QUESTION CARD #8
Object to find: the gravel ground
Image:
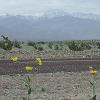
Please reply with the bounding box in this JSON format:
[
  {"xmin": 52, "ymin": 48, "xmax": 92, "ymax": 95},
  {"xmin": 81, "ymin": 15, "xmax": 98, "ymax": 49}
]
[
  {"xmin": 0, "ymin": 49, "xmax": 100, "ymax": 60},
  {"xmin": 0, "ymin": 71, "xmax": 100, "ymax": 100}
]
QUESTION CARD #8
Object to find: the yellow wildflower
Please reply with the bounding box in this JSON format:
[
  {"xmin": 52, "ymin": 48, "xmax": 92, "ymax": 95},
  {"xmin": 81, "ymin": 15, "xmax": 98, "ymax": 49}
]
[
  {"xmin": 36, "ymin": 58, "xmax": 43, "ymax": 65},
  {"xmin": 11, "ymin": 56, "xmax": 18, "ymax": 62},
  {"xmin": 25, "ymin": 66, "xmax": 33, "ymax": 71},
  {"xmin": 90, "ymin": 69, "xmax": 97, "ymax": 75}
]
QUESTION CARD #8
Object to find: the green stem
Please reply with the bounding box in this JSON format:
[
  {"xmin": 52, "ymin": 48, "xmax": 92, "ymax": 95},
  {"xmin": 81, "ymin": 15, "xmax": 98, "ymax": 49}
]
[
  {"xmin": 93, "ymin": 76, "xmax": 95, "ymax": 97},
  {"xmin": 93, "ymin": 84, "xmax": 95, "ymax": 97}
]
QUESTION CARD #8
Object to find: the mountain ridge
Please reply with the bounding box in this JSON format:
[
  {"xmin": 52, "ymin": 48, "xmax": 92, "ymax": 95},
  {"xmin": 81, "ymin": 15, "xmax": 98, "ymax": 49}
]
[{"xmin": 0, "ymin": 11, "xmax": 100, "ymax": 41}]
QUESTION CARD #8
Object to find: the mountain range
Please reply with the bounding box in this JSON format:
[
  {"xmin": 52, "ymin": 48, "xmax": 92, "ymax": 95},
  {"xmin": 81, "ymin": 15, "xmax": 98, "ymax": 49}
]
[{"xmin": 0, "ymin": 10, "xmax": 100, "ymax": 41}]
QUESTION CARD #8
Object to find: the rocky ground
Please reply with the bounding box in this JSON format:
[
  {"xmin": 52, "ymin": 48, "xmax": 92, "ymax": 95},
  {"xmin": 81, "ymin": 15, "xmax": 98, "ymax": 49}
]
[
  {"xmin": 0, "ymin": 71, "xmax": 100, "ymax": 100},
  {"xmin": 0, "ymin": 49, "xmax": 100, "ymax": 60}
]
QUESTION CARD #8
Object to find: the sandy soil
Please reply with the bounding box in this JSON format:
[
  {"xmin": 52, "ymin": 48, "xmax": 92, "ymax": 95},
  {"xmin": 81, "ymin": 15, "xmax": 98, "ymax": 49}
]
[{"xmin": 0, "ymin": 71, "xmax": 100, "ymax": 100}]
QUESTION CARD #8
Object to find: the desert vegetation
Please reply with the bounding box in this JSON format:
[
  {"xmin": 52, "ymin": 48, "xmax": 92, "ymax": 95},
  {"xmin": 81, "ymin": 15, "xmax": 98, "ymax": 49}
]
[
  {"xmin": 0, "ymin": 36, "xmax": 100, "ymax": 100},
  {"xmin": 0, "ymin": 36, "xmax": 100, "ymax": 60}
]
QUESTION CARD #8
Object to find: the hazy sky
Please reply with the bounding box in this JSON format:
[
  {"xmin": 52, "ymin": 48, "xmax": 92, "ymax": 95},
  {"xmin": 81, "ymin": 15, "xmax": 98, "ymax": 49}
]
[{"xmin": 0, "ymin": 0, "xmax": 100, "ymax": 16}]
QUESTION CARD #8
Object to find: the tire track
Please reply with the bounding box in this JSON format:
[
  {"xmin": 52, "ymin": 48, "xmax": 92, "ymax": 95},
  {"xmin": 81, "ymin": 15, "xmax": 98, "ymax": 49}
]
[{"xmin": 0, "ymin": 58, "xmax": 100, "ymax": 75}]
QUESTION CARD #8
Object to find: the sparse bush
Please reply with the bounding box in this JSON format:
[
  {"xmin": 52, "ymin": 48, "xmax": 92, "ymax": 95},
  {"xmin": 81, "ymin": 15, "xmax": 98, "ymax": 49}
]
[
  {"xmin": 0, "ymin": 35, "xmax": 13, "ymax": 50},
  {"xmin": 3, "ymin": 40, "xmax": 13, "ymax": 50},
  {"xmin": 48, "ymin": 42, "xmax": 53, "ymax": 49},
  {"xmin": 80, "ymin": 42, "xmax": 91, "ymax": 50},
  {"xmin": 67, "ymin": 41, "xmax": 91, "ymax": 51},
  {"xmin": 27, "ymin": 41, "xmax": 36, "ymax": 47},
  {"xmin": 67, "ymin": 41, "xmax": 82, "ymax": 51},
  {"xmin": 13, "ymin": 40, "xmax": 22, "ymax": 48},
  {"xmin": 54, "ymin": 45, "xmax": 59, "ymax": 50},
  {"xmin": 38, "ymin": 46, "xmax": 43, "ymax": 51},
  {"xmin": 96, "ymin": 42, "xmax": 100, "ymax": 49},
  {"xmin": 27, "ymin": 41, "xmax": 38, "ymax": 49},
  {"xmin": 37, "ymin": 41, "xmax": 45, "ymax": 44},
  {"xmin": 22, "ymin": 75, "xmax": 32, "ymax": 100},
  {"xmin": 41, "ymin": 87, "xmax": 46, "ymax": 92},
  {"xmin": 0, "ymin": 41, "xmax": 4, "ymax": 48}
]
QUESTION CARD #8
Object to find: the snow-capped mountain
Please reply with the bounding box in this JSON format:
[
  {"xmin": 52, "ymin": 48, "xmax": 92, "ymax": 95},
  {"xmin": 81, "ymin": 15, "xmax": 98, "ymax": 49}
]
[
  {"xmin": 32, "ymin": 9, "xmax": 100, "ymax": 20},
  {"xmin": 0, "ymin": 10, "xmax": 100, "ymax": 41},
  {"xmin": 71, "ymin": 12, "xmax": 100, "ymax": 20},
  {"xmin": 2, "ymin": 9, "xmax": 100, "ymax": 20}
]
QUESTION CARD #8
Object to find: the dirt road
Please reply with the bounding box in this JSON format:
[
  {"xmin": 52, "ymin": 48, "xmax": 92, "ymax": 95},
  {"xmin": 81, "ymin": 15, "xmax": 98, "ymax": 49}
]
[{"xmin": 0, "ymin": 58, "xmax": 100, "ymax": 75}]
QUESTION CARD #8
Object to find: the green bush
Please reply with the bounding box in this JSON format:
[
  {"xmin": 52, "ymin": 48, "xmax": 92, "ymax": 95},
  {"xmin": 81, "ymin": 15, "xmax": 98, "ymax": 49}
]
[
  {"xmin": 96, "ymin": 42, "xmax": 100, "ymax": 49},
  {"xmin": 3, "ymin": 40, "xmax": 13, "ymax": 50},
  {"xmin": 48, "ymin": 42, "xmax": 53, "ymax": 49},
  {"xmin": 27, "ymin": 41, "xmax": 38, "ymax": 49},
  {"xmin": 28, "ymin": 41, "xmax": 35, "ymax": 47},
  {"xmin": 38, "ymin": 46, "xmax": 43, "ymax": 51},
  {"xmin": 13, "ymin": 40, "xmax": 22, "ymax": 48},
  {"xmin": 67, "ymin": 41, "xmax": 91, "ymax": 51},
  {"xmin": 54, "ymin": 45, "xmax": 59, "ymax": 50},
  {"xmin": 0, "ymin": 35, "xmax": 13, "ymax": 50},
  {"xmin": 0, "ymin": 40, "xmax": 13, "ymax": 50}
]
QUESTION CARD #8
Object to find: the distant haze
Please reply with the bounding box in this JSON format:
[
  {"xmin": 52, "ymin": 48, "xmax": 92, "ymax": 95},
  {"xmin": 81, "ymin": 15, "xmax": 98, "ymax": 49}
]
[{"xmin": 0, "ymin": 12, "xmax": 100, "ymax": 41}]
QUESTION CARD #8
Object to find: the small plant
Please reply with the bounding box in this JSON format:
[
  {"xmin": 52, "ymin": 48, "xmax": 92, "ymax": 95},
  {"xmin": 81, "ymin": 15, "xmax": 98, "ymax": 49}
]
[
  {"xmin": 21, "ymin": 58, "xmax": 43, "ymax": 100},
  {"xmin": 20, "ymin": 65, "xmax": 33, "ymax": 100},
  {"xmin": 22, "ymin": 74, "xmax": 32, "ymax": 100},
  {"xmin": 48, "ymin": 42, "xmax": 53, "ymax": 49},
  {"xmin": 41, "ymin": 87, "xmax": 46, "ymax": 92},
  {"xmin": 89, "ymin": 66, "xmax": 97, "ymax": 100},
  {"xmin": 38, "ymin": 46, "xmax": 43, "ymax": 51},
  {"xmin": 13, "ymin": 40, "xmax": 22, "ymax": 48},
  {"xmin": 0, "ymin": 35, "xmax": 13, "ymax": 50},
  {"xmin": 54, "ymin": 45, "xmax": 59, "ymax": 50},
  {"xmin": 27, "ymin": 41, "xmax": 38, "ymax": 50},
  {"xmin": 11, "ymin": 56, "xmax": 18, "ymax": 63},
  {"xmin": 36, "ymin": 58, "xmax": 43, "ymax": 65}
]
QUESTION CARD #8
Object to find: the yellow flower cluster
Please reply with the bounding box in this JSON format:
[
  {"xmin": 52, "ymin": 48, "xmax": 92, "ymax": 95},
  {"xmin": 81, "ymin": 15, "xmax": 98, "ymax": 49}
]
[
  {"xmin": 11, "ymin": 56, "xmax": 43, "ymax": 71},
  {"xmin": 36, "ymin": 58, "xmax": 43, "ymax": 65},
  {"xmin": 11, "ymin": 56, "xmax": 18, "ymax": 63},
  {"xmin": 89, "ymin": 66, "xmax": 97, "ymax": 75},
  {"xmin": 25, "ymin": 58, "xmax": 43, "ymax": 71}
]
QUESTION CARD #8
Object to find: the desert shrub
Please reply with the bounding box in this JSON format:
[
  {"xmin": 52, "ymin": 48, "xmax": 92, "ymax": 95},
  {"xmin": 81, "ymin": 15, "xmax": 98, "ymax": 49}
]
[
  {"xmin": 13, "ymin": 40, "xmax": 22, "ymax": 48},
  {"xmin": 59, "ymin": 44, "xmax": 63, "ymax": 50},
  {"xmin": 80, "ymin": 42, "xmax": 91, "ymax": 50},
  {"xmin": 54, "ymin": 45, "xmax": 59, "ymax": 50},
  {"xmin": 67, "ymin": 41, "xmax": 91, "ymax": 51},
  {"xmin": 37, "ymin": 41, "xmax": 45, "ymax": 44},
  {"xmin": 38, "ymin": 46, "xmax": 43, "ymax": 51},
  {"xmin": 3, "ymin": 40, "xmax": 13, "ymax": 50},
  {"xmin": 0, "ymin": 41, "xmax": 4, "ymax": 48},
  {"xmin": 41, "ymin": 87, "xmax": 46, "ymax": 92},
  {"xmin": 34, "ymin": 45, "xmax": 38, "ymax": 50},
  {"xmin": 27, "ymin": 41, "xmax": 36, "ymax": 47},
  {"xmin": 0, "ymin": 35, "xmax": 13, "ymax": 50},
  {"xmin": 48, "ymin": 42, "xmax": 53, "ymax": 49},
  {"xmin": 96, "ymin": 42, "xmax": 100, "ymax": 49},
  {"xmin": 27, "ymin": 41, "xmax": 38, "ymax": 49},
  {"xmin": 67, "ymin": 41, "xmax": 82, "ymax": 51}
]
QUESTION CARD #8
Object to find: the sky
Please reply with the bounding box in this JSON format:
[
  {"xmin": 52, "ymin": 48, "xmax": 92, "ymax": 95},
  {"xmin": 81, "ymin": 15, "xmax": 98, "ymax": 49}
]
[{"xmin": 0, "ymin": 0, "xmax": 100, "ymax": 16}]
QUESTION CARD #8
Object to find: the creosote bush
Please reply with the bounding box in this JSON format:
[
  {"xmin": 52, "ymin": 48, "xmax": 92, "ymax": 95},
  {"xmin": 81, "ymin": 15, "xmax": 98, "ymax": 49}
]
[
  {"xmin": 13, "ymin": 40, "xmax": 22, "ymax": 48},
  {"xmin": 67, "ymin": 41, "xmax": 91, "ymax": 51},
  {"xmin": 0, "ymin": 35, "xmax": 13, "ymax": 50}
]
